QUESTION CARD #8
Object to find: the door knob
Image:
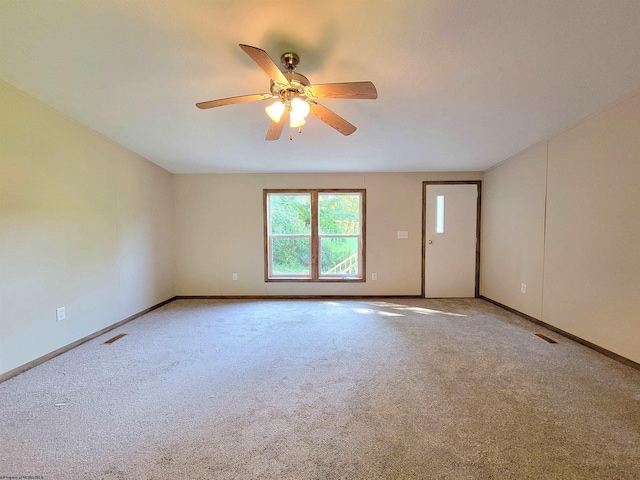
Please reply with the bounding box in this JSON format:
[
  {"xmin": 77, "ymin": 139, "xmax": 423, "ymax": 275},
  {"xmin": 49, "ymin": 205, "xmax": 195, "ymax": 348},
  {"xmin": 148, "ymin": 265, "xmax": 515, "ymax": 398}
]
[{"xmin": 428, "ymin": 240, "xmax": 433, "ymax": 244}]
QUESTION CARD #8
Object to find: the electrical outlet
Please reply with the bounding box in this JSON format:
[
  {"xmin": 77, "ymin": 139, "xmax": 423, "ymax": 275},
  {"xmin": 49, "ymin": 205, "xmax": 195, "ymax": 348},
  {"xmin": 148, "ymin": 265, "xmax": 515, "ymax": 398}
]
[
  {"xmin": 372, "ymin": 273, "xmax": 378, "ymax": 281},
  {"xmin": 397, "ymin": 231, "xmax": 409, "ymax": 239},
  {"xmin": 56, "ymin": 307, "xmax": 66, "ymax": 321},
  {"xmin": 521, "ymin": 283, "xmax": 527, "ymax": 294},
  {"xmin": 232, "ymin": 273, "xmax": 238, "ymax": 281}
]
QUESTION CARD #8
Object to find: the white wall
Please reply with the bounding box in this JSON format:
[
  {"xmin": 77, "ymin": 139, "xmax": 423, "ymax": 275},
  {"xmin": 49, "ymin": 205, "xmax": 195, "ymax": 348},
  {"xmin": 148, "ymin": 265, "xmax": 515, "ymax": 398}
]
[
  {"xmin": 0, "ymin": 82, "xmax": 176, "ymax": 376},
  {"xmin": 175, "ymin": 172, "xmax": 481, "ymax": 296},
  {"xmin": 481, "ymin": 91, "xmax": 640, "ymax": 364}
]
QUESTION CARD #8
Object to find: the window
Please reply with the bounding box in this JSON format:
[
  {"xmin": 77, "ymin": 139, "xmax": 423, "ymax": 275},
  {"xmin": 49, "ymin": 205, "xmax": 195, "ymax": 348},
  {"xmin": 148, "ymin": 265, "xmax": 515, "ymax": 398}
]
[
  {"xmin": 436, "ymin": 195, "xmax": 445, "ymax": 233},
  {"xmin": 264, "ymin": 189, "xmax": 365, "ymax": 281}
]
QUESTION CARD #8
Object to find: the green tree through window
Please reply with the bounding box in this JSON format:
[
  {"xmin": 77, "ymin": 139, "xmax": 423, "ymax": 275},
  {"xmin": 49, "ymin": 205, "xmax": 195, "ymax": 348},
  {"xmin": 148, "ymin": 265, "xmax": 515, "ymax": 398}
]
[
  {"xmin": 265, "ymin": 190, "xmax": 365, "ymax": 281},
  {"xmin": 269, "ymin": 194, "xmax": 311, "ymax": 275},
  {"xmin": 319, "ymin": 194, "xmax": 360, "ymax": 275}
]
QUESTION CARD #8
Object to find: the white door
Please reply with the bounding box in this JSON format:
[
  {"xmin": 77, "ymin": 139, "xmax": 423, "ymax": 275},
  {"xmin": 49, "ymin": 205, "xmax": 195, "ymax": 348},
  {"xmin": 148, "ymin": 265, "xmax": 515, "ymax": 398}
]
[{"xmin": 424, "ymin": 183, "xmax": 478, "ymax": 298}]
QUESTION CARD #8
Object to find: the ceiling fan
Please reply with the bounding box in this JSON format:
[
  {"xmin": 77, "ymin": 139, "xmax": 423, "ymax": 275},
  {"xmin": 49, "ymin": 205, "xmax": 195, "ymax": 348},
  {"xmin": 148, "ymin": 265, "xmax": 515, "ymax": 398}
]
[{"xmin": 196, "ymin": 44, "xmax": 378, "ymax": 141}]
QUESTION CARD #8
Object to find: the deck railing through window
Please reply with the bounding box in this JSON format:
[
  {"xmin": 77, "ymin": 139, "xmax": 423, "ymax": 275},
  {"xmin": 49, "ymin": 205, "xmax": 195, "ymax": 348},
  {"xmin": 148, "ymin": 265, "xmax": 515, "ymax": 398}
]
[{"xmin": 324, "ymin": 252, "xmax": 358, "ymax": 275}]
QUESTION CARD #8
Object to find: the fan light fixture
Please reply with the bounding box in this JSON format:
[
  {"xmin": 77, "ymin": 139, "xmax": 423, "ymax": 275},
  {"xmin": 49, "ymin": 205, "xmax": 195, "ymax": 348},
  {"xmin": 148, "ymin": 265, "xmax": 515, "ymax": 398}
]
[
  {"xmin": 196, "ymin": 44, "xmax": 378, "ymax": 141},
  {"xmin": 265, "ymin": 97, "xmax": 310, "ymax": 127},
  {"xmin": 265, "ymin": 101, "xmax": 285, "ymax": 122}
]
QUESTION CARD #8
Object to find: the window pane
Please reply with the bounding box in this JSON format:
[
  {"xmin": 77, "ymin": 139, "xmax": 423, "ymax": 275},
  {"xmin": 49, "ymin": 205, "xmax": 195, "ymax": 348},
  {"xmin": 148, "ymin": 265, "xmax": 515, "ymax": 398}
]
[
  {"xmin": 320, "ymin": 237, "xmax": 359, "ymax": 275},
  {"xmin": 270, "ymin": 194, "xmax": 311, "ymax": 235},
  {"xmin": 271, "ymin": 237, "xmax": 310, "ymax": 275},
  {"xmin": 318, "ymin": 194, "xmax": 360, "ymax": 235},
  {"xmin": 436, "ymin": 195, "xmax": 445, "ymax": 233}
]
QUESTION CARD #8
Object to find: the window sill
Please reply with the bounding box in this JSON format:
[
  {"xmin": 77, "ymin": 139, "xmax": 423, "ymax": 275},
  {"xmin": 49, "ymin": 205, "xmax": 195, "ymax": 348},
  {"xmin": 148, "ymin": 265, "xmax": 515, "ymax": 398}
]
[{"xmin": 266, "ymin": 277, "xmax": 365, "ymax": 283}]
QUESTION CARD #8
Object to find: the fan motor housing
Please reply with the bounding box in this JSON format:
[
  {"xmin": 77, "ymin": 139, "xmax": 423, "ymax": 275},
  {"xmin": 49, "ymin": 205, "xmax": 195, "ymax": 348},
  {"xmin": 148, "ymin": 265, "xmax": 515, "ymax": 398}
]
[{"xmin": 270, "ymin": 71, "xmax": 310, "ymax": 98}]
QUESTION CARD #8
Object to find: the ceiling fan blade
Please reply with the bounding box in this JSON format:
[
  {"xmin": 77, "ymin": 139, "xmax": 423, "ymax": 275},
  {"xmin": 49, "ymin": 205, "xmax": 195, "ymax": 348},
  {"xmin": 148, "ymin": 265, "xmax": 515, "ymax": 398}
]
[
  {"xmin": 309, "ymin": 102, "xmax": 357, "ymax": 136},
  {"xmin": 307, "ymin": 81, "xmax": 377, "ymax": 100},
  {"xmin": 239, "ymin": 44, "xmax": 289, "ymax": 86},
  {"xmin": 265, "ymin": 109, "xmax": 290, "ymax": 141},
  {"xmin": 196, "ymin": 93, "xmax": 271, "ymax": 109}
]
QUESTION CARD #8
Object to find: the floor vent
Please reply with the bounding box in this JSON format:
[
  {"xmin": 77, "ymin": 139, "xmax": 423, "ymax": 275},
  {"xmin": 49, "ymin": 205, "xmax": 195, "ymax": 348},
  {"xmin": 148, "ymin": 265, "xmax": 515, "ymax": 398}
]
[
  {"xmin": 103, "ymin": 333, "xmax": 127, "ymax": 344},
  {"xmin": 534, "ymin": 333, "xmax": 557, "ymax": 344}
]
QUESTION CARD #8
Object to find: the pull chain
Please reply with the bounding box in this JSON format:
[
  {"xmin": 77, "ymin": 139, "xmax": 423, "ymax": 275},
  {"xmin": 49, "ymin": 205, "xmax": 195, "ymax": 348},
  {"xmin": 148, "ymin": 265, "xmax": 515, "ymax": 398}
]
[{"xmin": 289, "ymin": 126, "xmax": 303, "ymax": 141}]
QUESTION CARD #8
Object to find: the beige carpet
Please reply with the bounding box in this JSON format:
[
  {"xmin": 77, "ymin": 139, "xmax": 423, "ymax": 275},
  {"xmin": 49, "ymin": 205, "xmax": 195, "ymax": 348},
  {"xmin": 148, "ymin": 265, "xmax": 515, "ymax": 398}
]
[{"xmin": 1, "ymin": 298, "xmax": 639, "ymax": 479}]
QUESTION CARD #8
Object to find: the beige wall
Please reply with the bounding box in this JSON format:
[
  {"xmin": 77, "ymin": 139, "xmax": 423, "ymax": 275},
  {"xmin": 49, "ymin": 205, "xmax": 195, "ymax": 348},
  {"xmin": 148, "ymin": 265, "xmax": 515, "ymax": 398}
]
[
  {"xmin": 0, "ymin": 83, "xmax": 176, "ymax": 375},
  {"xmin": 481, "ymin": 143, "xmax": 547, "ymax": 318},
  {"xmin": 175, "ymin": 172, "xmax": 482, "ymax": 296},
  {"xmin": 5, "ymin": 73, "xmax": 637, "ymax": 374},
  {"xmin": 543, "ymin": 92, "xmax": 640, "ymax": 363},
  {"xmin": 481, "ymin": 91, "xmax": 640, "ymax": 364}
]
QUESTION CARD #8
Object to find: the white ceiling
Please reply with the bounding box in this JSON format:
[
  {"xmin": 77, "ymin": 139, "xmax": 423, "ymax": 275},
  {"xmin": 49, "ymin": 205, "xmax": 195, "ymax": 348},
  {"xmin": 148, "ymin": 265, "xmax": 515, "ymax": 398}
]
[{"xmin": 2, "ymin": 0, "xmax": 640, "ymax": 174}]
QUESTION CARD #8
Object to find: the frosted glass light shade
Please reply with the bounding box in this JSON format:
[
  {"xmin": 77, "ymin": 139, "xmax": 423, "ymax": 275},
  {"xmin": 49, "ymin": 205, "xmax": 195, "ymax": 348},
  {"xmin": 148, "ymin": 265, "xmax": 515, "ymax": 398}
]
[
  {"xmin": 289, "ymin": 117, "xmax": 306, "ymax": 128},
  {"xmin": 291, "ymin": 97, "xmax": 310, "ymax": 118},
  {"xmin": 265, "ymin": 101, "xmax": 285, "ymax": 122},
  {"xmin": 290, "ymin": 98, "xmax": 310, "ymax": 127}
]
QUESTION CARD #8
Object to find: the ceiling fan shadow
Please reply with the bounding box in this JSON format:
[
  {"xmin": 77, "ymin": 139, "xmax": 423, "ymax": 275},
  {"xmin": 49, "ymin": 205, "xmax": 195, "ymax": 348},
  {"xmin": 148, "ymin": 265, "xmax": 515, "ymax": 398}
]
[{"xmin": 260, "ymin": 25, "xmax": 339, "ymax": 74}]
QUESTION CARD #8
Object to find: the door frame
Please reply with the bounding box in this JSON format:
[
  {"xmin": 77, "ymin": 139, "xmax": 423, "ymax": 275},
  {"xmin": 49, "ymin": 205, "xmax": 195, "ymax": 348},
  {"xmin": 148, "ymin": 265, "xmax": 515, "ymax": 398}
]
[{"xmin": 421, "ymin": 180, "xmax": 482, "ymax": 298}]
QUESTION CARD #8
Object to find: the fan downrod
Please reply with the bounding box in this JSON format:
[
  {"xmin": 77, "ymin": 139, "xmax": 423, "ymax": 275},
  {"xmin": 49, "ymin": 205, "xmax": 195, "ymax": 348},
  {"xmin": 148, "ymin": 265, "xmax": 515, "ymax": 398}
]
[{"xmin": 280, "ymin": 52, "xmax": 299, "ymax": 71}]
